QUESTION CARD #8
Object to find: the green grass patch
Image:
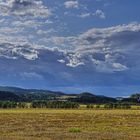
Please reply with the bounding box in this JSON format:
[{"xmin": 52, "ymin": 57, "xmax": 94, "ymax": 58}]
[{"xmin": 69, "ymin": 128, "xmax": 81, "ymax": 133}]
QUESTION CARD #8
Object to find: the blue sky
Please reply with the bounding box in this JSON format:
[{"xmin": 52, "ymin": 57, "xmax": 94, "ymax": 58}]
[{"xmin": 0, "ymin": 0, "xmax": 140, "ymax": 96}]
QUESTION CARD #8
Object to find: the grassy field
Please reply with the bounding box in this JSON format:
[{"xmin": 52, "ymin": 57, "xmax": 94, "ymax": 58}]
[{"xmin": 0, "ymin": 109, "xmax": 140, "ymax": 140}]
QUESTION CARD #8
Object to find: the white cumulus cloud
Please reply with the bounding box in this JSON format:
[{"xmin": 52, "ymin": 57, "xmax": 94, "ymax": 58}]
[
  {"xmin": 0, "ymin": 0, "xmax": 52, "ymax": 19},
  {"xmin": 64, "ymin": 1, "xmax": 79, "ymax": 9},
  {"xmin": 93, "ymin": 10, "xmax": 106, "ymax": 19}
]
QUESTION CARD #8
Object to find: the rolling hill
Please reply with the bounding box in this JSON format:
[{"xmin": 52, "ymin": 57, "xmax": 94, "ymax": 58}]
[{"xmin": 0, "ymin": 86, "xmax": 116, "ymax": 103}]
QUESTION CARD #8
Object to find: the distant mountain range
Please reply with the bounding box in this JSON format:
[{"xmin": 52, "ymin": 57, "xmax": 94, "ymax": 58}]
[
  {"xmin": 0, "ymin": 86, "xmax": 65, "ymax": 96},
  {"xmin": 0, "ymin": 86, "xmax": 139, "ymax": 104}
]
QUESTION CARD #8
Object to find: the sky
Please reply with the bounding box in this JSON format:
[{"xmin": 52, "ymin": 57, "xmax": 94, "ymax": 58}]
[{"xmin": 0, "ymin": 0, "xmax": 140, "ymax": 96}]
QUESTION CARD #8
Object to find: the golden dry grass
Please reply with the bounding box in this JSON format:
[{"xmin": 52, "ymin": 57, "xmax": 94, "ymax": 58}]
[{"xmin": 0, "ymin": 109, "xmax": 140, "ymax": 140}]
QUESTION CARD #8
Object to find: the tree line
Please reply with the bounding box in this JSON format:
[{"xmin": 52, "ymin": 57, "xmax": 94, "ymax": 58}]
[
  {"xmin": 32, "ymin": 101, "xmax": 79, "ymax": 108},
  {"xmin": 0, "ymin": 101, "xmax": 26, "ymax": 108},
  {"xmin": 87, "ymin": 103, "xmax": 131, "ymax": 109},
  {"xmin": 0, "ymin": 101, "xmax": 79, "ymax": 109}
]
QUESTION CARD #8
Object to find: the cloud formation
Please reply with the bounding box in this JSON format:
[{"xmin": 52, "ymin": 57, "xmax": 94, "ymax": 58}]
[
  {"xmin": 0, "ymin": 23, "xmax": 140, "ymax": 75},
  {"xmin": 0, "ymin": 0, "xmax": 140, "ymax": 92},
  {"xmin": 79, "ymin": 13, "xmax": 91, "ymax": 18},
  {"xmin": 79, "ymin": 10, "xmax": 106, "ymax": 19},
  {"xmin": 94, "ymin": 10, "xmax": 106, "ymax": 19},
  {"xmin": 0, "ymin": 0, "xmax": 51, "ymax": 18},
  {"xmin": 46, "ymin": 23, "xmax": 140, "ymax": 74},
  {"xmin": 64, "ymin": 1, "xmax": 79, "ymax": 9}
]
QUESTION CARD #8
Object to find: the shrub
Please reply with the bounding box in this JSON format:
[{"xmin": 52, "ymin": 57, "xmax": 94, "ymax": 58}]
[
  {"xmin": 87, "ymin": 104, "xmax": 94, "ymax": 109},
  {"xmin": 96, "ymin": 104, "xmax": 100, "ymax": 108},
  {"xmin": 18, "ymin": 102, "xmax": 27, "ymax": 108}
]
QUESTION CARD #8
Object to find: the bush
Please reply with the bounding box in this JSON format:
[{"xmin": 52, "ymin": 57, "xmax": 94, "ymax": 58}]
[
  {"xmin": 87, "ymin": 104, "xmax": 94, "ymax": 109},
  {"xmin": 96, "ymin": 105, "xmax": 100, "ymax": 108},
  {"xmin": 18, "ymin": 102, "xmax": 27, "ymax": 108},
  {"xmin": 104, "ymin": 103, "xmax": 113, "ymax": 109}
]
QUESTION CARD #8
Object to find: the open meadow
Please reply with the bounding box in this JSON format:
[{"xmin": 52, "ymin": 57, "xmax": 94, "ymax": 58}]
[{"xmin": 0, "ymin": 109, "xmax": 140, "ymax": 140}]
